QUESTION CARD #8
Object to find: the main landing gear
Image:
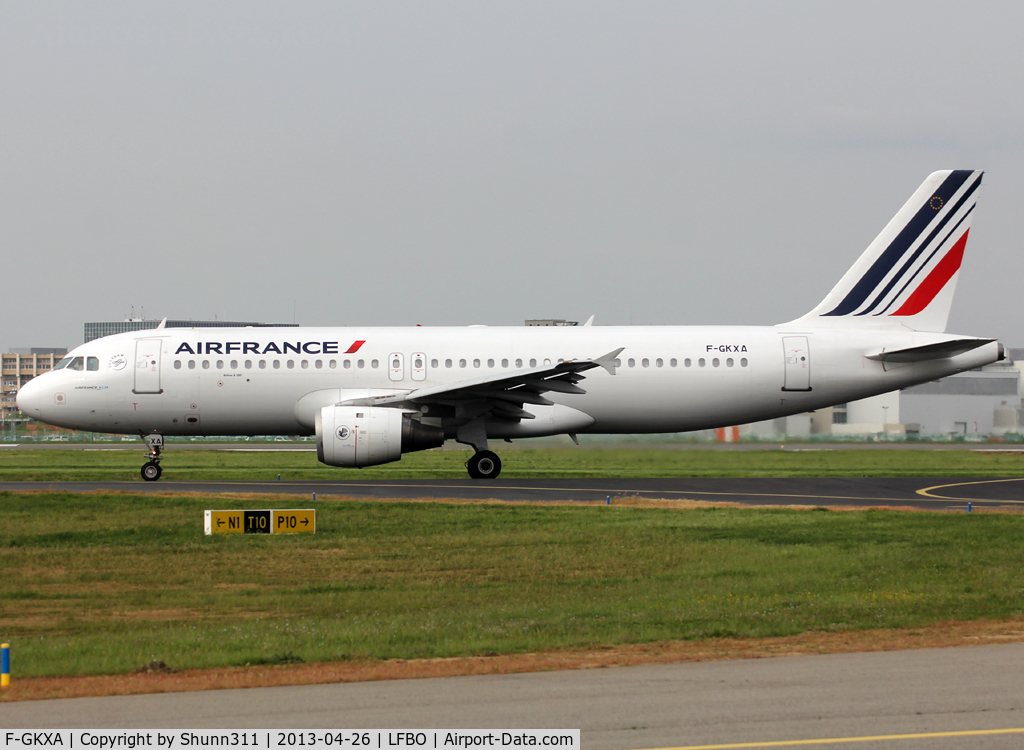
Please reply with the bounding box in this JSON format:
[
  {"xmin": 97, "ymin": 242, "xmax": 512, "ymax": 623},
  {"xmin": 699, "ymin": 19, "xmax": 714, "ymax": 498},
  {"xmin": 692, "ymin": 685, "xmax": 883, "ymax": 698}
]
[
  {"xmin": 457, "ymin": 419, "xmax": 502, "ymax": 479},
  {"xmin": 467, "ymin": 450, "xmax": 501, "ymax": 479},
  {"xmin": 140, "ymin": 433, "xmax": 164, "ymax": 481}
]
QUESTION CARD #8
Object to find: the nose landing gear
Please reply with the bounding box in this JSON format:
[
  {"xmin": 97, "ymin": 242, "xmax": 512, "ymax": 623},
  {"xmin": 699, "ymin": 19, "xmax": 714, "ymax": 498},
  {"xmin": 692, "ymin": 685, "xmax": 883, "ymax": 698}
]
[{"xmin": 141, "ymin": 433, "xmax": 164, "ymax": 481}]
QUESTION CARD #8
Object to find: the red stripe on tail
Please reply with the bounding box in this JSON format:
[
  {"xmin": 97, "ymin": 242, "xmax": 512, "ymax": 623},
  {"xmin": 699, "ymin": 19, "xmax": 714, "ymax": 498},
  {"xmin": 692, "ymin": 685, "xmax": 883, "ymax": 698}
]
[{"xmin": 890, "ymin": 230, "xmax": 969, "ymax": 317}]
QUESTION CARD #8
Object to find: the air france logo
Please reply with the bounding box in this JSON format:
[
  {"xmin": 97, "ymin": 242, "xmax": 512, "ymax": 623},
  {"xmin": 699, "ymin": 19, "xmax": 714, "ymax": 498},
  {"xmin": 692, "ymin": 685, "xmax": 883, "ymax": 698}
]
[
  {"xmin": 337, "ymin": 426, "xmax": 351, "ymax": 440},
  {"xmin": 174, "ymin": 340, "xmax": 366, "ymax": 356},
  {"xmin": 108, "ymin": 354, "xmax": 127, "ymax": 370}
]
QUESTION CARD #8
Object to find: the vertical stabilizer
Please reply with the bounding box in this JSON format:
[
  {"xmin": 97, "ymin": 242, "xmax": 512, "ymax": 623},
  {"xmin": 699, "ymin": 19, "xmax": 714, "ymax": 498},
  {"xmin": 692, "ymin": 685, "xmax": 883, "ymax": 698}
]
[{"xmin": 786, "ymin": 170, "xmax": 983, "ymax": 332}]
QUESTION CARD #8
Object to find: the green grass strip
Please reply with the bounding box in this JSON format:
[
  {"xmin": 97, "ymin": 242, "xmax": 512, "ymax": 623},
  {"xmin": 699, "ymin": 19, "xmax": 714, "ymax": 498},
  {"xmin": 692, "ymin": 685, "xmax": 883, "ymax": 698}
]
[
  {"xmin": 3, "ymin": 446, "xmax": 1024, "ymax": 480},
  {"xmin": 2, "ymin": 491, "xmax": 1024, "ymax": 677}
]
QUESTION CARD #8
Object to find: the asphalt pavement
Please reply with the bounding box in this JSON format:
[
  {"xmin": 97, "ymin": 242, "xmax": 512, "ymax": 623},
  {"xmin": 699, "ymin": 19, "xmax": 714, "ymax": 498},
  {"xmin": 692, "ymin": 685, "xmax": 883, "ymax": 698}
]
[
  {"xmin": 3, "ymin": 644, "xmax": 1024, "ymax": 749},
  {"xmin": 3, "ymin": 476, "xmax": 1023, "ymax": 511}
]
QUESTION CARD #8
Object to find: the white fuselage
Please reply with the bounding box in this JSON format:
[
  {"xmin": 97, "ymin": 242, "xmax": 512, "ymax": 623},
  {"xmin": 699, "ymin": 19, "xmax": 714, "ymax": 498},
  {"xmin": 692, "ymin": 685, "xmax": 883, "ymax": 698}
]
[{"xmin": 17, "ymin": 325, "xmax": 1001, "ymax": 439}]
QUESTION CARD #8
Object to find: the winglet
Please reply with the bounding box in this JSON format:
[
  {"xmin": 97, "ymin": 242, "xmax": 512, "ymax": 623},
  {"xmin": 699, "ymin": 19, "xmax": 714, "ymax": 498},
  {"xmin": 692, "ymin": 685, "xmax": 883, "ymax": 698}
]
[
  {"xmin": 156, "ymin": 317, "xmax": 167, "ymax": 329},
  {"xmin": 594, "ymin": 347, "xmax": 624, "ymax": 375},
  {"xmin": 583, "ymin": 315, "xmax": 595, "ymax": 327}
]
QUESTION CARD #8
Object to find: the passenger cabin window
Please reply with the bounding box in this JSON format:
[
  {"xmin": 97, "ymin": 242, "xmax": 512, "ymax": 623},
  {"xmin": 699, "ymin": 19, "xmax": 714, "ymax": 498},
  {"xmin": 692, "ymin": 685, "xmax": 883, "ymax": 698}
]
[
  {"xmin": 627, "ymin": 358, "xmax": 635, "ymax": 368},
  {"xmin": 459, "ymin": 359, "xmax": 467, "ymax": 368},
  {"xmin": 86, "ymin": 357, "xmax": 99, "ymax": 371},
  {"xmin": 315, "ymin": 360, "xmax": 322, "ymax": 369},
  {"xmin": 273, "ymin": 360, "xmax": 280, "ymax": 369},
  {"xmin": 216, "ymin": 360, "xmax": 224, "ymax": 369},
  {"xmin": 371, "ymin": 359, "xmax": 379, "ymax": 368},
  {"xmin": 445, "ymin": 359, "xmax": 453, "ymax": 368},
  {"xmin": 529, "ymin": 359, "xmax": 537, "ymax": 367},
  {"xmin": 488, "ymin": 359, "xmax": 495, "ymax": 368},
  {"xmin": 203, "ymin": 360, "xmax": 210, "ymax": 369},
  {"xmin": 473, "ymin": 359, "xmax": 481, "ymax": 368},
  {"xmin": 174, "ymin": 360, "xmax": 182, "ymax": 370},
  {"xmin": 357, "ymin": 360, "xmax": 365, "ymax": 369},
  {"xmin": 301, "ymin": 360, "xmax": 309, "ymax": 369},
  {"xmin": 343, "ymin": 359, "xmax": 351, "ymax": 369},
  {"xmin": 515, "ymin": 359, "xmax": 522, "ymax": 367},
  {"xmin": 287, "ymin": 360, "xmax": 294, "ymax": 369},
  {"xmin": 329, "ymin": 360, "xmax": 336, "ymax": 369},
  {"xmin": 189, "ymin": 361, "xmax": 196, "ymax": 370}
]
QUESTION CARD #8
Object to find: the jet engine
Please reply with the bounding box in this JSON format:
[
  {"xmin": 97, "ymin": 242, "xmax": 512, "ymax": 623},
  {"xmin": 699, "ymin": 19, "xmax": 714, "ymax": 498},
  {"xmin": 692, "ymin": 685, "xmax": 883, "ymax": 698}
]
[{"xmin": 315, "ymin": 405, "xmax": 444, "ymax": 468}]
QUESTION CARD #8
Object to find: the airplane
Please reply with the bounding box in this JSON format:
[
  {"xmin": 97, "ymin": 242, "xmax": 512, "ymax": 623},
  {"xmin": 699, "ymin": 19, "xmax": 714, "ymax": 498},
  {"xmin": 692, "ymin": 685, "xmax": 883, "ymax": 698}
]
[{"xmin": 17, "ymin": 170, "xmax": 1001, "ymax": 481}]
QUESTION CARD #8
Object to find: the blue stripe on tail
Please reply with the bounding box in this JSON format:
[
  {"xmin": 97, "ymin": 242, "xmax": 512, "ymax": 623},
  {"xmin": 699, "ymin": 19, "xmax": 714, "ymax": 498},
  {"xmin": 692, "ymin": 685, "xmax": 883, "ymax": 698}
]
[{"xmin": 822, "ymin": 170, "xmax": 974, "ymax": 316}]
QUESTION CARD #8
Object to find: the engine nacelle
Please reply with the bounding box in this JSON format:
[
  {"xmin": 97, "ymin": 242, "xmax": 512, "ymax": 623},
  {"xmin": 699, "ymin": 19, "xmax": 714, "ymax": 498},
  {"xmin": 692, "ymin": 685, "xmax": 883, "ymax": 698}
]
[{"xmin": 316, "ymin": 405, "xmax": 444, "ymax": 468}]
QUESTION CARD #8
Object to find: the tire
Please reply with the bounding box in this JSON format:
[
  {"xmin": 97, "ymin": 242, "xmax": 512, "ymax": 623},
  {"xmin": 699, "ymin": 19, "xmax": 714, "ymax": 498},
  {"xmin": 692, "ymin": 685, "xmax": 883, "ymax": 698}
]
[
  {"xmin": 467, "ymin": 450, "xmax": 501, "ymax": 480},
  {"xmin": 141, "ymin": 461, "xmax": 162, "ymax": 481}
]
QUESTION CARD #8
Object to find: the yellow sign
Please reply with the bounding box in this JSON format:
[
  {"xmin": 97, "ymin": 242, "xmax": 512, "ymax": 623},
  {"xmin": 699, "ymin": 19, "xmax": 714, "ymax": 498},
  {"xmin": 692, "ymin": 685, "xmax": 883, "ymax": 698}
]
[
  {"xmin": 273, "ymin": 509, "xmax": 316, "ymax": 534},
  {"xmin": 205, "ymin": 510, "xmax": 244, "ymax": 535},
  {"xmin": 205, "ymin": 509, "xmax": 315, "ymax": 535}
]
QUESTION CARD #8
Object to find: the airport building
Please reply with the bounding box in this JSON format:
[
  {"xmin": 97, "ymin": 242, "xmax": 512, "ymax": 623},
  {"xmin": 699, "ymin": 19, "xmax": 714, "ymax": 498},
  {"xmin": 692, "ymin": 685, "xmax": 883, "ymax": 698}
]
[
  {"xmin": 85, "ymin": 318, "xmax": 298, "ymax": 342},
  {"xmin": 2, "ymin": 348, "xmax": 67, "ymax": 420}
]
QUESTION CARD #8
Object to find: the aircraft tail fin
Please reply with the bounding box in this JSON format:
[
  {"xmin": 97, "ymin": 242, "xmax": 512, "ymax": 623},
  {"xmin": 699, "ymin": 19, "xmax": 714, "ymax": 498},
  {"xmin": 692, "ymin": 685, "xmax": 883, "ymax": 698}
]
[{"xmin": 786, "ymin": 170, "xmax": 983, "ymax": 332}]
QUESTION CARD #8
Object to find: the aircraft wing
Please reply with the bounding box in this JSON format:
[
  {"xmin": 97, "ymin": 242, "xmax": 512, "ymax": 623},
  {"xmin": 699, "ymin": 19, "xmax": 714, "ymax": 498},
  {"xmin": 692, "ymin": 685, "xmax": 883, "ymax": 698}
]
[{"xmin": 339, "ymin": 347, "xmax": 623, "ymax": 421}]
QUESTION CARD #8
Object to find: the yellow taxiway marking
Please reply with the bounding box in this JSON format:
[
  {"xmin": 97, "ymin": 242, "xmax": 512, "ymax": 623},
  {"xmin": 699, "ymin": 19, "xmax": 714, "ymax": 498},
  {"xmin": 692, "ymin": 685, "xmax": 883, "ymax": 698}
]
[
  {"xmin": 641, "ymin": 725, "xmax": 1024, "ymax": 749},
  {"xmin": 39, "ymin": 478, "xmax": 1020, "ymax": 507},
  {"xmin": 916, "ymin": 477, "xmax": 1024, "ymax": 504}
]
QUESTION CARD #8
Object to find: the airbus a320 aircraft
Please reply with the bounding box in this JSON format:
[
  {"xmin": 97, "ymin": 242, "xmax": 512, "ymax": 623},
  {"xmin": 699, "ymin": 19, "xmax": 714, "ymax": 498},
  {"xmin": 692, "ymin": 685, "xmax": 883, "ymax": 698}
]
[{"xmin": 18, "ymin": 170, "xmax": 1001, "ymax": 481}]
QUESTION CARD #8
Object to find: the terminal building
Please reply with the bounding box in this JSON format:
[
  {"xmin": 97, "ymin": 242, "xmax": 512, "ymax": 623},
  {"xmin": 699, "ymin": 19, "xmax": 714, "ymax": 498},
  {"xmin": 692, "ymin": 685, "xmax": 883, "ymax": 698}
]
[{"xmin": 85, "ymin": 318, "xmax": 298, "ymax": 342}]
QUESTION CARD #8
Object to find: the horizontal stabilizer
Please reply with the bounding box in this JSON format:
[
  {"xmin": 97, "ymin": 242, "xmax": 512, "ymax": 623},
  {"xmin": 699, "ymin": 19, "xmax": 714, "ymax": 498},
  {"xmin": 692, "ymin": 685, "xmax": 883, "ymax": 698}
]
[{"xmin": 865, "ymin": 338, "xmax": 994, "ymax": 363}]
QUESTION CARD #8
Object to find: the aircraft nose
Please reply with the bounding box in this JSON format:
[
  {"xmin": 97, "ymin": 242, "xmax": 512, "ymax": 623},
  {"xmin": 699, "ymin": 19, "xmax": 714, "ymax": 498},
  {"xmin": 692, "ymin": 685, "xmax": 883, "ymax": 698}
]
[{"xmin": 16, "ymin": 377, "xmax": 45, "ymax": 418}]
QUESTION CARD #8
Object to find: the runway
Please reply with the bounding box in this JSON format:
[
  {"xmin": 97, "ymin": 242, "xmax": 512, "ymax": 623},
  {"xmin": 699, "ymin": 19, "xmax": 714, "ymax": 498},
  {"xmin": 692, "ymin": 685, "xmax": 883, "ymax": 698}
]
[
  {"xmin": 3, "ymin": 476, "xmax": 1023, "ymax": 510},
  {"xmin": 3, "ymin": 644, "xmax": 1024, "ymax": 749}
]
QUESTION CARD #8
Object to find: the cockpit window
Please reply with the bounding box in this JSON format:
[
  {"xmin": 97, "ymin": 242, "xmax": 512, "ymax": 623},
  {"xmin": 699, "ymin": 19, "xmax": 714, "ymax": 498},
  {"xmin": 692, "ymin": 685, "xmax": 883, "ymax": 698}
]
[
  {"xmin": 54, "ymin": 357, "xmax": 72, "ymax": 370},
  {"xmin": 66, "ymin": 357, "xmax": 84, "ymax": 371},
  {"xmin": 86, "ymin": 357, "xmax": 99, "ymax": 371}
]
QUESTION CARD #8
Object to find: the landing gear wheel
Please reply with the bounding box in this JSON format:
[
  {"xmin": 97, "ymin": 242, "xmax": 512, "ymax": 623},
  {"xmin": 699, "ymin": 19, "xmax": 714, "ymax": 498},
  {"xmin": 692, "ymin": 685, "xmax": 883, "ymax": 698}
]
[
  {"xmin": 467, "ymin": 450, "xmax": 501, "ymax": 479},
  {"xmin": 141, "ymin": 461, "xmax": 162, "ymax": 482}
]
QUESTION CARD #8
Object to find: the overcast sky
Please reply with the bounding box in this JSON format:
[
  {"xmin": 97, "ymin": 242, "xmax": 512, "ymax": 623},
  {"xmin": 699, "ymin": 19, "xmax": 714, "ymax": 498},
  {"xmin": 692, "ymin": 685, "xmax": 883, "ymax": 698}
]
[{"xmin": 2, "ymin": 1, "xmax": 1022, "ymax": 352}]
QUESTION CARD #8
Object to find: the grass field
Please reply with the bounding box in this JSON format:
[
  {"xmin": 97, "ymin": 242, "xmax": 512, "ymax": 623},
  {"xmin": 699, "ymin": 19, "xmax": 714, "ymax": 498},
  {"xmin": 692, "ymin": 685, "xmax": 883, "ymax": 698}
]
[
  {"xmin": 2, "ymin": 445, "xmax": 1024, "ymax": 480},
  {"xmin": 2, "ymin": 490, "xmax": 1024, "ymax": 679}
]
